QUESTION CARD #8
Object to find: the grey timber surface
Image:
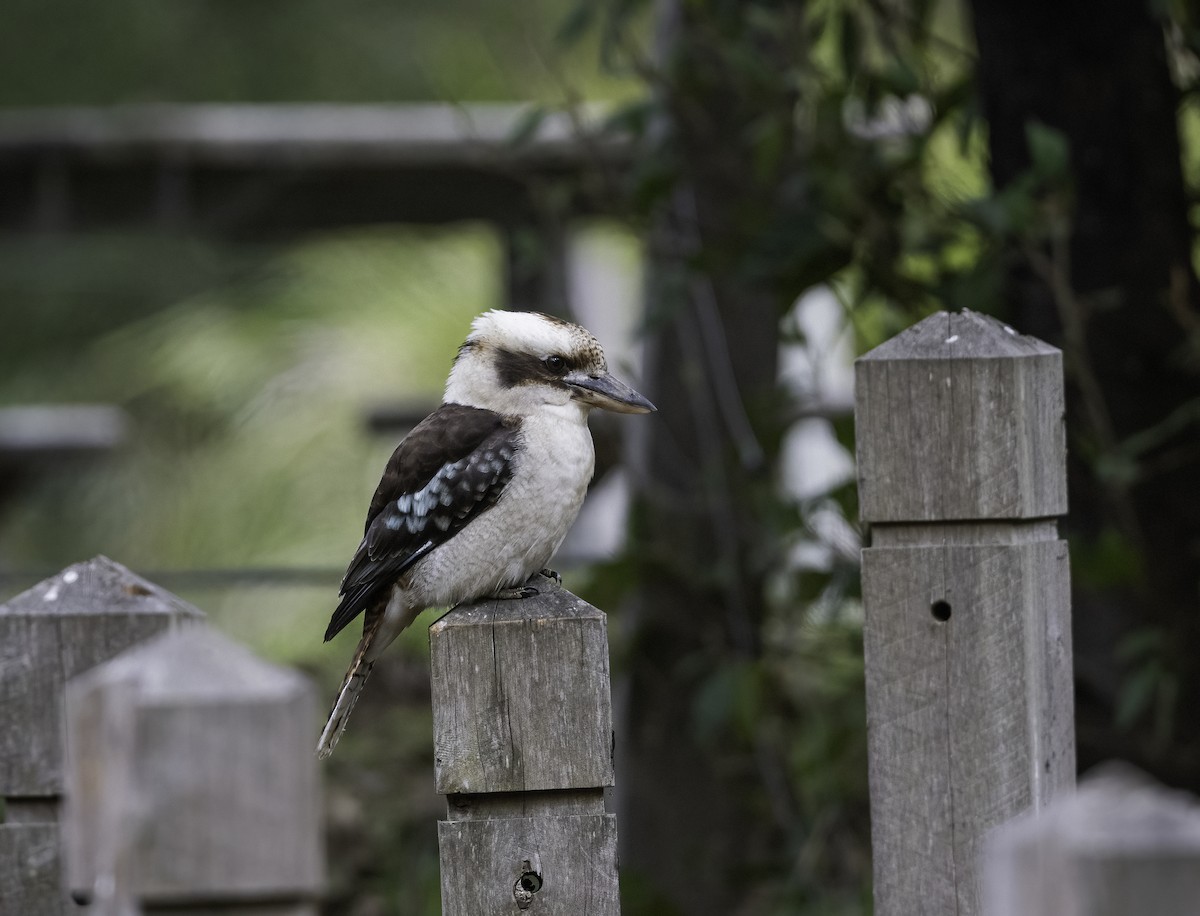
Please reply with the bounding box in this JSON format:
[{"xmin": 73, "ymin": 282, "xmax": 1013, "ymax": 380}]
[
  {"xmin": 855, "ymin": 311, "xmax": 1075, "ymax": 916},
  {"xmin": 63, "ymin": 626, "xmax": 322, "ymax": 913},
  {"xmin": 430, "ymin": 578, "xmax": 619, "ymax": 915},
  {"xmin": 0, "ymin": 557, "xmax": 201, "ymax": 916}
]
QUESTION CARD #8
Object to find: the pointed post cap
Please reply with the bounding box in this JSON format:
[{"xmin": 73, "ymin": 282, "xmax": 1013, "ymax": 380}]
[
  {"xmin": 986, "ymin": 764, "xmax": 1200, "ymax": 915},
  {"xmin": 0, "ymin": 556, "xmax": 202, "ymax": 797},
  {"xmin": 0, "ymin": 554, "xmax": 202, "ymax": 619},
  {"xmin": 858, "ymin": 309, "xmax": 1059, "ymax": 363},
  {"xmin": 64, "ymin": 626, "xmax": 322, "ymax": 905},
  {"xmin": 67, "ymin": 623, "xmax": 310, "ymax": 700},
  {"xmin": 855, "ymin": 310, "xmax": 1067, "ymax": 524}
]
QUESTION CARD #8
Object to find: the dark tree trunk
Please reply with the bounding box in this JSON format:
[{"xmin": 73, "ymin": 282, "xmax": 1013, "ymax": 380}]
[
  {"xmin": 615, "ymin": 4, "xmax": 794, "ymax": 911},
  {"xmin": 968, "ymin": 0, "xmax": 1200, "ymax": 787},
  {"xmin": 617, "ymin": 273, "xmax": 782, "ymax": 914}
]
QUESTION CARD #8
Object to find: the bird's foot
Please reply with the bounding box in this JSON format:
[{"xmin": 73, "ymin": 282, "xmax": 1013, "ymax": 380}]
[
  {"xmin": 492, "ymin": 584, "xmax": 539, "ymax": 600},
  {"xmin": 491, "ymin": 569, "xmax": 559, "ymax": 601}
]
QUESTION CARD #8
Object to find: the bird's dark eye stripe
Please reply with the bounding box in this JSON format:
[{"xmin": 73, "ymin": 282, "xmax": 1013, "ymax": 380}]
[{"xmin": 494, "ymin": 346, "xmax": 573, "ymax": 387}]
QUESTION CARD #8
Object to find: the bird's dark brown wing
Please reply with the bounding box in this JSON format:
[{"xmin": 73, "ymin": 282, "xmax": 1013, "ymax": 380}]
[{"xmin": 323, "ymin": 403, "xmax": 520, "ymax": 642}]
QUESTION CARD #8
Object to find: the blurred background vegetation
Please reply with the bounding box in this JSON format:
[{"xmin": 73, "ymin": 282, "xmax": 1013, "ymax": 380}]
[{"xmin": 4, "ymin": 0, "xmax": 1200, "ymax": 914}]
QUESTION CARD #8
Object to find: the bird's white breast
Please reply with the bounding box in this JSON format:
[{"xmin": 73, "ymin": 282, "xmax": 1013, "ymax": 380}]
[{"xmin": 404, "ymin": 404, "xmax": 595, "ymax": 610}]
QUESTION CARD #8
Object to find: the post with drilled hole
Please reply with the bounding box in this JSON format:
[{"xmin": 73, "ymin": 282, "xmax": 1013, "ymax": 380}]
[
  {"xmin": 854, "ymin": 310, "xmax": 1076, "ymax": 916},
  {"xmin": 0, "ymin": 556, "xmax": 202, "ymax": 916},
  {"xmin": 430, "ymin": 576, "xmax": 619, "ymax": 914}
]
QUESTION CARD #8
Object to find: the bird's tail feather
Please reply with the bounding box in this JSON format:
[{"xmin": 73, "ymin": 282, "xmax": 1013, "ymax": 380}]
[{"xmin": 317, "ymin": 622, "xmax": 380, "ymax": 759}]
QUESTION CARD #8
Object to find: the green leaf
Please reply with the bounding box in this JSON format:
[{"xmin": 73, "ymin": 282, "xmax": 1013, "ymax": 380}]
[
  {"xmin": 955, "ymin": 95, "xmax": 982, "ymax": 157},
  {"xmin": 881, "ymin": 59, "xmax": 920, "ymax": 97},
  {"xmin": 1072, "ymin": 527, "xmax": 1143, "ymax": 589},
  {"xmin": 749, "ymin": 115, "xmax": 788, "ymax": 181},
  {"xmin": 1095, "ymin": 450, "xmax": 1142, "ymax": 487},
  {"xmin": 629, "ymin": 154, "xmax": 679, "ymax": 212},
  {"xmin": 556, "ymin": 2, "xmax": 595, "ymax": 48},
  {"xmin": 960, "ymin": 195, "xmax": 1013, "ymax": 237},
  {"xmin": 840, "ymin": 9, "xmax": 861, "ymax": 80},
  {"xmin": 507, "ymin": 105, "xmax": 547, "ymax": 148},
  {"xmin": 1115, "ymin": 626, "xmax": 1164, "ymax": 662},
  {"xmin": 1026, "ymin": 121, "xmax": 1070, "ymax": 180},
  {"xmin": 692, "ymin": 661, "xmax": 764, "ymax": 744},
  {"xmin": 603, "ymin": 98, "xmax": 656, "ymax": 136},
  {"xmin": 1115, "ymin": 662, "xmax": 1162, "ymax": 730}
]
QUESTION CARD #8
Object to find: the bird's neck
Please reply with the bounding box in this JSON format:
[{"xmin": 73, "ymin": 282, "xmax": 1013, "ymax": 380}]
[{"xmin": 441, "ymin": 395, "xmax": 590, "ymax": 428}]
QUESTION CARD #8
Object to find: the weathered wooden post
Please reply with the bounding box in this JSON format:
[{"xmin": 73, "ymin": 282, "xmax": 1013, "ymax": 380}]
[
  {"xmin": 430, "ymin": 577, "xmax": 619, "ymax": 914},
  {"xmin": 855, "ymin": 310, "xmax": 1075, "ymax": 916},
  {"xmin": 0, "ymin": 556, "xmax": 201, "ymax": 916},
  {"xmin": 63, "ymin": 625, "xmax": 324, "ymax": 914},
  {"xmin": 985, "ymin": 765, "xmax": 1200, "ymax": 916}
]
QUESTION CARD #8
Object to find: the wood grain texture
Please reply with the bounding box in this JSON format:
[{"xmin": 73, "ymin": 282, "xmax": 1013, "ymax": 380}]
[
  {"xmin": 63, "ymin": 626, "xmax": 323, "ymax": 909},
  {"xmin": 0, "ymin": 555, "xmax": 203, "ymax": 797},
  {"xmin": 856, "ymin": 311, "xmax": 1075, "ymax": 916},
  {"xmin": 430, "ymin": 580, "xmax": 614, "ymax": 795},
  {"xmin": 438, "ymin": 813, "xmax": 618, "ymax": 915},
  {"xmin": 0, "ymin": 557, "xmax": 202, "ymax": 916},
  {"xmin": 0, "ymin": 824, "xmax": 65, "ymax": 916},
  {"xmin": 856, "ymin": 310, "xmax": 1067, "ymax": 524},
  {"xmin": 431, "ymin": 582, "xmax": 619, "ymax": 914},
  {"xmin": 861, "ymin": 541, "xmax": 1074, "ymax": 915},
  {"xmin": 985, "ymin": 766, "xmax": 1200, "ymax": 916}
]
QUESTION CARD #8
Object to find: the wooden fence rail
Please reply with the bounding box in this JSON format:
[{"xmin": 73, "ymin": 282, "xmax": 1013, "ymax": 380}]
[{"xmin": 855, "ymin": 310, "xmax": 1076, "ymax": 916}]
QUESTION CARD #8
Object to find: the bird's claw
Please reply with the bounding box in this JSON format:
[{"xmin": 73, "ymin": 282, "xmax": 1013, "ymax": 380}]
[
  {"xmin": 493, "ymin": 584, "xmax": 539, "ymax": 600},
  {"xmin": 491, "ymin": 569, "xmax": 558, "ymax": 601}
]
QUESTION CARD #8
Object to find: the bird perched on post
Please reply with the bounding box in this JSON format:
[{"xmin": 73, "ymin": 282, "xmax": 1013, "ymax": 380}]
[{"xmin": 317, "ymin": 310, "xmax": 655, "ymax": 757}]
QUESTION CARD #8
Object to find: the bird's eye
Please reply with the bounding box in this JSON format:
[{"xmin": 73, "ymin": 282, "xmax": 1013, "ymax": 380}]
[{"xmin": 543, "ymin": 355, "xmax": 567, "ymax": 375}]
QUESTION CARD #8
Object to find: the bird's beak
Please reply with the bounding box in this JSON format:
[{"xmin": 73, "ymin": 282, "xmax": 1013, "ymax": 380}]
[{"xmin": 566, "ymin": 370, "xmax": 656, "ymax": 414}]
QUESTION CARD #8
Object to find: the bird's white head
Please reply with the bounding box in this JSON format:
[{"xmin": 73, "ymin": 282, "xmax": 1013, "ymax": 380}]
[{"xmin": 444, "ymin": 310, "xmax": 656, "ymax": 419}]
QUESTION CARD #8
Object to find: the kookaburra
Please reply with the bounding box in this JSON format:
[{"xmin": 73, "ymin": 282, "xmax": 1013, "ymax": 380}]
[{"xmin": 317, "ymin": 310, "xmax": 655, "ymax": 757}]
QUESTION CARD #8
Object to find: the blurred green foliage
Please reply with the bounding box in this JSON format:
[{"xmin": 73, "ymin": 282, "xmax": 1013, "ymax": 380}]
[
  {"xmin": 0, "ymin": 0, "xmax": 639, "ymax": 105},
  {"xmin": 1, "ymin": 228, "xmax": 500, "ymax": 653}
]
